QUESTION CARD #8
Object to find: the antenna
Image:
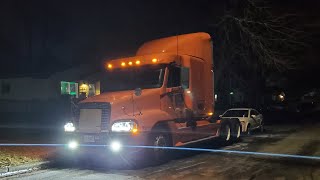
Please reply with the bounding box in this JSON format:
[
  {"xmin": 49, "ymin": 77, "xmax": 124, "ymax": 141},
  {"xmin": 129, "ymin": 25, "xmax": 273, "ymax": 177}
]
[
  {"xmin": 176, "ymin": 1, "xmax": 179, "ymax": 56},
  {"xmin": 176, "ymin": 33, "xmax": 179, "ymax": 56}
]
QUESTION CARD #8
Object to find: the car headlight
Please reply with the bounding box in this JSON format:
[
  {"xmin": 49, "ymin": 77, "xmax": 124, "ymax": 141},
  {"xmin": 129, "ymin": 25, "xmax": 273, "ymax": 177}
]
[
  {"xmin": 64, "ymin": 122, "xmax": 75, "ymax": 132},
  {"xmin": 111, "ymin": 121, "xmax": 138, "ymax": 133}
]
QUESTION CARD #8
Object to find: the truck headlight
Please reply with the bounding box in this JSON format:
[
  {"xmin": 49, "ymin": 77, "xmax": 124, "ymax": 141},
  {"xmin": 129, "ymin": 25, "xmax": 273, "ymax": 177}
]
[
  {"xmin": 111, "ymin": 121, "xmax": 138, "ymax": 133},
  {"xmin": 68, "ymin": 140, "xmax": 78, "ymax": 150},
  {"xmin": 110, "ymin": 141, "xmax": 122, "ymax": 152},
  {"xmin": 64, "ymin": 122, "xmax": 75, "ymax": 132}
]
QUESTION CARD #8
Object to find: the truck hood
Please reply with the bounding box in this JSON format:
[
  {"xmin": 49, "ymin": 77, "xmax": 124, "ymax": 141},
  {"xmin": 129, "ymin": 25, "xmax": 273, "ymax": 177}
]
[{"xmin": 80, "ymin": 88, "xmax": 161, "ymax": 120}]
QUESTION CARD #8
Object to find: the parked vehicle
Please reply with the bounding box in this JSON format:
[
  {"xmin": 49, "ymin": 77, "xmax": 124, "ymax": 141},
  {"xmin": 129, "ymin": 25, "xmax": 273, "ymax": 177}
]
[
  {"xmin": 220, "ymin": 108, "xmax": 264, "ymax": 134},
  {"xmin": 63, "ymin": 32, "xmax": 242, "ymax": 163}
]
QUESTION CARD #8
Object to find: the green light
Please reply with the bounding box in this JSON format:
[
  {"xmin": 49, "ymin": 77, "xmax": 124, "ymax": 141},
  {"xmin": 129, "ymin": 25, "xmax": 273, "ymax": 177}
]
[
  {"xmin": 60, "ymin": 81, "xmax": 69, "ymax": 95},
  {"xmin": 69, "ymin": 82, "xmax": 76, "ymax": 96},
  {"xmin": 61, "ymin": 81, "xmax": 77, "ymax": 96}
]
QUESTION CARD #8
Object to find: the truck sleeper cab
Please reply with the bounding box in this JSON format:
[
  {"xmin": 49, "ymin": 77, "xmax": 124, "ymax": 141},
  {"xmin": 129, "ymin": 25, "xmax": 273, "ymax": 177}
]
[{"xmin": 65, "ymin": 33, "xmax": 241, "ymax": 163}]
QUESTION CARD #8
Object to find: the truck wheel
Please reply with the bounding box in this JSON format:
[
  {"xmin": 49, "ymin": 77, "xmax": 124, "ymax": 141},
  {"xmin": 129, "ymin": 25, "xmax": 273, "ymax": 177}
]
[
  {"xmin": 231, "ymin": 120, "xmax": 241, "ymax": 142},
  {"xmin": 147, "ymin": 128, "xmax": 172, "ymax": 164},
  {"xmin": 153, "ymin": 134, "xmax": 168, "ymax": 162},
  {"xmin": 219, "ymin": 121, "xmax": 231, "ymax": 144}
]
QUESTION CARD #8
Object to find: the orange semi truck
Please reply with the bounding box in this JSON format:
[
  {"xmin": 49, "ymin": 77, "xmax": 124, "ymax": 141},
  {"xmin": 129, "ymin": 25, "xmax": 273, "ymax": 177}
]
[{"xmin": 64, "ymin": 32, "xmax": 242, "ymax": 162}]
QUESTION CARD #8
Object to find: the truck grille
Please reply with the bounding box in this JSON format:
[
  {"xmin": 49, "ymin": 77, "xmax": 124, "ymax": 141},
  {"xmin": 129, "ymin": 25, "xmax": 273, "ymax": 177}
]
[{"xmin": 75, "ymin": 102, "xmax": 111, "ymax": 131}]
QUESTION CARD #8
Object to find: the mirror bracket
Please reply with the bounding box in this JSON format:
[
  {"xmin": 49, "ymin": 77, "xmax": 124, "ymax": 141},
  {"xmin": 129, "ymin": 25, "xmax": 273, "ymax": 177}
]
[{"xmin": 134, "ymin": 88, "xmax": 142, "ymax": 96}]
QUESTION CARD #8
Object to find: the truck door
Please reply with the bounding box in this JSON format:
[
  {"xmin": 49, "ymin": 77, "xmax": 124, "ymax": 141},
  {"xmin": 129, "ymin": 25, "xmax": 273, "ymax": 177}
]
[{"xmin": 166, "ymin": 65, "xmax": 194, "ymax": 143}]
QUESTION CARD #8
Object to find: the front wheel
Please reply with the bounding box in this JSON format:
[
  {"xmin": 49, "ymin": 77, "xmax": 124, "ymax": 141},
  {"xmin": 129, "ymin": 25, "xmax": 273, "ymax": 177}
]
[{"xmin": 147, "ymin": 130, "xmax": 171, "ymax": 164}]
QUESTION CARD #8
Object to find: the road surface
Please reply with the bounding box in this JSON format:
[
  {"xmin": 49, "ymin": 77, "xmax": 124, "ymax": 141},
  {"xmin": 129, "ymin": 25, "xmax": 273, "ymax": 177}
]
[{"xmin": 3, "ymin": 124, "xmax": 320, "ymax": 180}]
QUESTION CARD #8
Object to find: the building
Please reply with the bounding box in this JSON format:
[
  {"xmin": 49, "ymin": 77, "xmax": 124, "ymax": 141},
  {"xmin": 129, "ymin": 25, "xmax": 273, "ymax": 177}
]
[{"xmin": 0, "ymin": 64, "xmax": 100, "ymax": 128}]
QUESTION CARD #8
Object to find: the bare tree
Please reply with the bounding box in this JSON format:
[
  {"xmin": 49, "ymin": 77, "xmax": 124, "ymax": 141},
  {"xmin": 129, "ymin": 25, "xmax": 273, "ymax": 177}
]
[
  {"xmin": 212, "ymin": 0, "xmax": 306, "ymax": 107},
  {"xmin": 214, "ymin": 0, "xmax": 305, "ymax": 71}
]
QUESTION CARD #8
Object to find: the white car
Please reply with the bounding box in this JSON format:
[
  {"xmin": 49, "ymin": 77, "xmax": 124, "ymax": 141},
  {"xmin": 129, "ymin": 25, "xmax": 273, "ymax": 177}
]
[{"xmin": 220, "ymin": 108, "xmax": 264, "ymax": 134}]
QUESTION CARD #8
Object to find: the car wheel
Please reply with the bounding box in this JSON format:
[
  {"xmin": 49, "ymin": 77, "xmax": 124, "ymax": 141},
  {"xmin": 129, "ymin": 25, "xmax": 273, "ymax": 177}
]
[
  {"xmin": 260, "ymin": 121, "xmax": 264, "ymax": 133},
  {"xmin": 246, "ymin": 124, "xmax": 252, "ymax": 136}
]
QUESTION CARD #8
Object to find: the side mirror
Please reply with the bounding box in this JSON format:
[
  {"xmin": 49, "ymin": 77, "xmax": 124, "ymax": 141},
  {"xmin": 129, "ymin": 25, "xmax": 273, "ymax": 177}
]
[
  {"xmin": 251, "ymin": 115, "xmax": 256, "ymax": 118},
  {"xmin": 134, "ymin": 88, "xmax": 142, "ymax": 96}
]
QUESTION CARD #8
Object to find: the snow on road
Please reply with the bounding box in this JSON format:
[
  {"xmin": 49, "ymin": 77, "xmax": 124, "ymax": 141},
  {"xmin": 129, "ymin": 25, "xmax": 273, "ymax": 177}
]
[{"xmin": 3, "ymin": 124, "xmax": 320, "ymax": 180}]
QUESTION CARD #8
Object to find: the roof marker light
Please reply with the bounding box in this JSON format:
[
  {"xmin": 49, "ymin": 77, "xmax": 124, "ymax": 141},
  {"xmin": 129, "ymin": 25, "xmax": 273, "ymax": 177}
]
[
  {"xmin": 128, "ymin": 61, "xmax": 133, "ymax": 66},
  {"xmin": 152, "ymin": 58, "xmax": 158, "ymax": 63},
  {"xmin": 121, "ymin": 62, "xmax": 126, "ymax": 67},
  {"xmin": 135, "ymin": 60, "xmax": 141, "ymax": 65}
]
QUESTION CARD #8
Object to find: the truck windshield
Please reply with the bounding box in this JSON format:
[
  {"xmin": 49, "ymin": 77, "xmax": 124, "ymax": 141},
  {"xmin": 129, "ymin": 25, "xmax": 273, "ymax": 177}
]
[{"xmin": 101, "ymin": 65, "xmax": 165, "ymax": 92}]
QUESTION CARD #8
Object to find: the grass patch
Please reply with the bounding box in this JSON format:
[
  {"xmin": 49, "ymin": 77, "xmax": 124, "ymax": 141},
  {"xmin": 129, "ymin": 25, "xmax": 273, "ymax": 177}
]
[{"xmin": 0, "ymin": 146, "xmax": 56, "ymax": 168}]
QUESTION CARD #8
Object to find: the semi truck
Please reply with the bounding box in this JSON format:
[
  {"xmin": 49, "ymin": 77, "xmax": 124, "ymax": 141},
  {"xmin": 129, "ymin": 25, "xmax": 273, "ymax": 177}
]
[{"xmin": 63, "ymin": 32, "xmax": 242, "ymax": 163}]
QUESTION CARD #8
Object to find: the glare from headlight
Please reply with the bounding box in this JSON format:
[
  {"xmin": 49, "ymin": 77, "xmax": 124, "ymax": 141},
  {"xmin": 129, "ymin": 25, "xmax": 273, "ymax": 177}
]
[
  {"xmin": 64, "ymin": 122, "xmax": 75, "ymax": 132},
  {"xmin": 111, "ymin": 121, "xmax": 137, "ymax": 132},
  {"xmin": 68, "ymin": 141, "xmax": 78, "ymax": 150},
  {"xmin": 110, "ymin": 141, "xmax": 122, "ymax": 152}
]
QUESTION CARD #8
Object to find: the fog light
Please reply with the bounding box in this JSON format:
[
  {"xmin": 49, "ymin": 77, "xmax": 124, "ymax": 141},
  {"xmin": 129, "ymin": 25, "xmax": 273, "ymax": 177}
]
[
  {"xmin": 68, "ymin": 141, "xmax": 78, "ymax": 150},
  {"xmin": 110, "ymin": 141, "xmax": 122, "ymax": 152}
]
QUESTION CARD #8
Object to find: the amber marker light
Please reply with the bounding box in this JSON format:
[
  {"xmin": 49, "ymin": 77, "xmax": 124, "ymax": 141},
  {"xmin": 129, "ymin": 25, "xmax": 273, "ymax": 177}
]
[
  {"xmin": 121, "ymin": 62, "xmax": 126, "ymax": 67},
  {"xmin": 135, "ymin": 60, "xmax": 141, "ymax": 65},
  {"xmin": 132, "ymin": 128, "xmax": 138, "ymax": 134},
  {"xmin": 152, "ymin": 58, "xmax": 158, "ymax": 63}
]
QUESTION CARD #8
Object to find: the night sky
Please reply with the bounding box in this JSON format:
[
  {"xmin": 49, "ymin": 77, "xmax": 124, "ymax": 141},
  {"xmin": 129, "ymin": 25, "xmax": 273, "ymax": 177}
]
[{"xmin": 0, "ymin": 0, "xmax": 319, "ymax": 81}]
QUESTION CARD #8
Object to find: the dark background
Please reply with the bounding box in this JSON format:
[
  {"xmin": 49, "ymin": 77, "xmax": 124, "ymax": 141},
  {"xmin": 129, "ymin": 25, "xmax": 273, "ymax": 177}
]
[
  {"xmin": 0, "ymin": 0, "xmax": 319, "ymax": 143},
  {"xmin": 0, "ymin": 0, "xmax": 319, "ymax": 84}
]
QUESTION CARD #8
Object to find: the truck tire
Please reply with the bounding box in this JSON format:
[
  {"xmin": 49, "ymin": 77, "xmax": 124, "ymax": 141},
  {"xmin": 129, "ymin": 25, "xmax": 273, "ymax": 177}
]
[
  {"xmin": 230, "ymin": 119, "xmax": 241, "ymax": 142},
  {"xmin": 219, "ymin": 120, "xmax": 232, "ymax": 144},
  {"xmin": 147, "ymin": 126, "xmax": 172, "ymax": 164}
]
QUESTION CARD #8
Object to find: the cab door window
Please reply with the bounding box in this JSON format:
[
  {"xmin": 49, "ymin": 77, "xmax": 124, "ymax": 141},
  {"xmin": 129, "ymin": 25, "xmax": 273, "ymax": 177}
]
[
  {"xmin": 181, "ymin": 67, "xmax": 189, "ymax": 89},
  {"xmin": 167, "ymin": 66, "xmax": 181, "ymax": 88},
  {"xmin": 167, "ymin": 66, "xmax": 189, "ymax": 88},
  {"xmin": 251, "ymin": 110, "xmax": 259, "ymax": 116}
]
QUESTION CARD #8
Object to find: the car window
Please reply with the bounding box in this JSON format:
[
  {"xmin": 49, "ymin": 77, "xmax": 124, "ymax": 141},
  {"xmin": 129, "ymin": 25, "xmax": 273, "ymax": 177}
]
[
  {"xmin": 223, "ymin": 110, "xmax": 248, "ymax": 117},
  {"xmin": 251, "ymin": 110, "xmax": 260, "ymax": 116}
]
